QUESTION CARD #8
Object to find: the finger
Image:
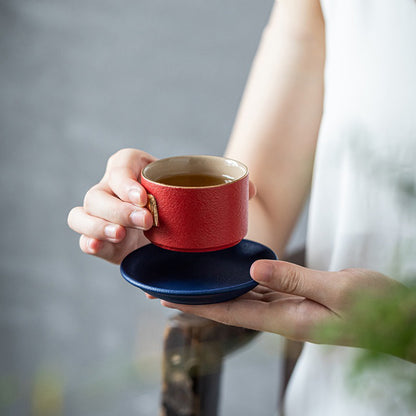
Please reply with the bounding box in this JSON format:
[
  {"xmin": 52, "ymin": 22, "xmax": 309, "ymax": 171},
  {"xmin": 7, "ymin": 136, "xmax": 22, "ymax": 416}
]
[
  {"xmin": 68, "ymin": 207, "xmax": 126, "ymax": 242},
  {"xmin": 248, "ymin": 180, "xmax": 256, "ymax": 200},
  {"xmin": 145, "ymin": 293, "xmax": 157, "ymax": 299},
  {"xmin": 107, "ymin": 166, "xmax": 148, "ymax": 207},
  {"xmin": 238, "ymin": 290, "xmax": 271, "ymax": 302},
  {"xmin": 251, "ymin": 284, "xmax": 274, "ymax": 295},
  {"xmin": 84, "ymin": 187, "xmax": 153, "ymax": 230},
  {"xmin": 239, "ymin": 289, "xmax": 297, "ymax": 303},
  {"xmin": 162, "ymin": 295, "xmax": 334, "ymax": 341},
  {"xmin": 105, "ymin": 149, "xmax": 156, "ymax": 206},
  {"xmin": 238, "ymin": 285, "xmax": 275, "ymax": 301},
  {"xmin": 161, "ymin": 298, "xmax": 272, "ymax": 330},
  {"xmin": 250, "ymin": 260, "xmax": 343, "ymax": 313},
  {"xmin": 79, "ymin": 235, "xmax": 103, "ymax": 255},
  {"xmin": 79, "ymin": 235, "xmax": 124, "ymax": 264}
]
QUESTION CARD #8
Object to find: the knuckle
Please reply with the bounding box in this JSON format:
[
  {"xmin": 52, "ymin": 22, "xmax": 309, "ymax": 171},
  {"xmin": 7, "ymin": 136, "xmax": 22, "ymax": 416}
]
[
  {"xmin": 121, "ymin": 203, "xmax": 135, "ymax": 224},
  {"xmin": 83, "ymin": 191, "xmax": 91, "ymax": 211},
  {"xmin": 108, "ymin": 202, "xmax": 132, "ymax": 225},
  {"xmin": 107, "ymin": 166, "xmax": 126, "ymax": 187},
  {"xmin": 83, "ymin": 187, "xmax": 98, "ymax": 212},
  {"xmin": 106, "ymin": 149, "xmax": 124, "ymax": 168},
  {"xmin": 278, "ymin": 263, "xmax": 304, "ymax": 294},
  {"xmin": 106, "ymin": 148, "xmax": 136, "ymax": 169},
  {"xmin": 107, "ymin": 148, "xmax": 154, "ymax": 170}
]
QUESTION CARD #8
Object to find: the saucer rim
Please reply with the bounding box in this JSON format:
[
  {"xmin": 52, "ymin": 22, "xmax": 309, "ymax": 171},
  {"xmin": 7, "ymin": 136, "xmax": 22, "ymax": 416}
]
[
  {"xmin": 120, "ymin": 270, "xmax": 259, "ymax": 296},
  {"xmin": 120, "ymin": 239, "xmax": 276, "ymax": 298}
]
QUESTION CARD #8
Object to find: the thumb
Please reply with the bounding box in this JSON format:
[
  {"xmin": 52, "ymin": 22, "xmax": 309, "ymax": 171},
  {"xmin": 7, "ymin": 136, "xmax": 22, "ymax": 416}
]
[{"xmin": 250, "ymin": 260, "xmax": 342, "ymax": 312}]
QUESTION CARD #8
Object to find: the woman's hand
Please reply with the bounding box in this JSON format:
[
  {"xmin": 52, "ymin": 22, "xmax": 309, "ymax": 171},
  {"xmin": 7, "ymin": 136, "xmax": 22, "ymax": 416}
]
[
  {"xmin": 67, "ymin": 148, "xmax": 156, "ymax": 264},
  {"xmin": 162, "ymin": 260, "xmax": 400, "ymax": 346}
]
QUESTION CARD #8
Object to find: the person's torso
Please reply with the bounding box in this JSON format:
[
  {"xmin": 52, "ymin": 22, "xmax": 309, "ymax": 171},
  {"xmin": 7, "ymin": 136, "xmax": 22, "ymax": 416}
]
[{"xmin": 285, "ymin": 0, "xmax": 416, "ymax": 414}]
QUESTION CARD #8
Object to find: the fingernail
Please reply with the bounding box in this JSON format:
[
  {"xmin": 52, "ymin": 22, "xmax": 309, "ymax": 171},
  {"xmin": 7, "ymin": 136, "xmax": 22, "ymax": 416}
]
[
  {"xmin": 104, "ymin": 224, "xmax": 118, "ymax": 238},
  {"xmin": 130, "ymin": 210, "xmax": 146, "ymax": 228},
  {"xmin": 128, "ymin": 189, "xmax": 145, "ymax": 206}
]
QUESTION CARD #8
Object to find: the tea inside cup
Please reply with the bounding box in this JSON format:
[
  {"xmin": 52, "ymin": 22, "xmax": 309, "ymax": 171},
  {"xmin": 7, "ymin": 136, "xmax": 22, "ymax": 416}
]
[{"xmin": 141, "ymin": 155, "xmax": 247, "ymax": 187}]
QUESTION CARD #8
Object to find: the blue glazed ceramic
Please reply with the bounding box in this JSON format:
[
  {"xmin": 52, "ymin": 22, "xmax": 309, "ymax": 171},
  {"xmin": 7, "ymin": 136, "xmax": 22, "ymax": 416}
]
[{"xmin": 120, "ymin": 239, "xmax": 277, "ymax": 305}]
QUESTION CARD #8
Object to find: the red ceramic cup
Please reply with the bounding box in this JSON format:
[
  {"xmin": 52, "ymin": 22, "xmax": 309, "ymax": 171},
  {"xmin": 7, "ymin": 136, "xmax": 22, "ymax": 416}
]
[{"xmin": 141, "ymin": 155, "xmax": 249, "ymax": 252}]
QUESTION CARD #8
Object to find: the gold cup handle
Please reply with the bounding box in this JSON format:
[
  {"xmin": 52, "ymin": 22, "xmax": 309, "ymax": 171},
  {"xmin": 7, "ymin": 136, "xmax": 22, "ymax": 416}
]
[{"xmin": 146, "ymin": 194, "xmax": 159, "ymax": 227}]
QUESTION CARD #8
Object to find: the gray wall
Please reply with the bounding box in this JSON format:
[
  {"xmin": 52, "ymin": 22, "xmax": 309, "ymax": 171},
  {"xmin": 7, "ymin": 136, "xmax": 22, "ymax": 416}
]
[{"xmin": 0, "ymin": 1, "xmax": 289, "ymax": 415}]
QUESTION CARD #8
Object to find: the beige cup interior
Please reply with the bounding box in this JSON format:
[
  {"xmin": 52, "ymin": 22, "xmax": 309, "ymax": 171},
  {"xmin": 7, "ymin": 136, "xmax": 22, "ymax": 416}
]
[{"xmin": 142, "ymin": 155, "xmax": 248, "ymax": 186}]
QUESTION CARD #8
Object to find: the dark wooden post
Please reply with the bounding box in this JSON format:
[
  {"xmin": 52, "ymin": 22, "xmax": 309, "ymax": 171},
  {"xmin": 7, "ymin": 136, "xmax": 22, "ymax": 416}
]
[
  {"xmin": 160, "ymin": 248, "xmax": 306, "ymax": 416},
  {"xmin": 160, "ymin": 313, "xmax": 257, "ymax": 416}
]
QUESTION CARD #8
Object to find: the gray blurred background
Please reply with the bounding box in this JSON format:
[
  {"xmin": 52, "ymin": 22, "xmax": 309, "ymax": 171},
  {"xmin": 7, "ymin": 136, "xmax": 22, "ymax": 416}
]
[{"xmin": 0, "ymin": 0, "xmax": 303, "ymax": 414}]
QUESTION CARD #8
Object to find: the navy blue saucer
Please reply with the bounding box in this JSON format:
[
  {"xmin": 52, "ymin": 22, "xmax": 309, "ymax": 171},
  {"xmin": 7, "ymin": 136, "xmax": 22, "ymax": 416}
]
[{"xmin": 120, "ymin": 239, "xmax": 277, "ymax": 305}]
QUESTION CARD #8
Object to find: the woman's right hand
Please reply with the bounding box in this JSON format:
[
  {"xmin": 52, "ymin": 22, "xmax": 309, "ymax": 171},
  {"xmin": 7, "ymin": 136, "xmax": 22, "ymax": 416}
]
[{"xmin": 67, "ymin": 148, "xmax": 157, "ymax": 264}]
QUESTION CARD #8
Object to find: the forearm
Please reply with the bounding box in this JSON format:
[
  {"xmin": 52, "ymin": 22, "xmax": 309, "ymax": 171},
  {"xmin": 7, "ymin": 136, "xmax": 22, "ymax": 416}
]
[{"xmin": 225, "ymin": 0, "xmax": 325, "ymax": 256}]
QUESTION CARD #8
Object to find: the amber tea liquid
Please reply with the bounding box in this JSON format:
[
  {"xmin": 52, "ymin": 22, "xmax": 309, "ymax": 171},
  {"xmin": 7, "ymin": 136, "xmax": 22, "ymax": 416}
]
[{"xmin": 157, "ymin": 173, "xmax": 233, "ymax": 187}]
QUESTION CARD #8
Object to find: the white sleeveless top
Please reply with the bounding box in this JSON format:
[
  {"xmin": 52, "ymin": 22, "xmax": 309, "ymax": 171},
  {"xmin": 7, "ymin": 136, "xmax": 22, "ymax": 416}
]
[{"xmin": 284, "ymin": 0, "xmax": 416, "ymax": 415}]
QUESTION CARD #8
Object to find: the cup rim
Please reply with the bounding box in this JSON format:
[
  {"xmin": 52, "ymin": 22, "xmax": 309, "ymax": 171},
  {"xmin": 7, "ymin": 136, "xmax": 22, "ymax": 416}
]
[{"xmin": 141, "ymin": 155, "xmax": 248, "ymax": 189}]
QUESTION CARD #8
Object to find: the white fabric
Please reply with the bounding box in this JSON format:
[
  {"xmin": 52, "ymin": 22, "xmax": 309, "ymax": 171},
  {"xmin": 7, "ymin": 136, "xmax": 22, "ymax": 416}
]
[{"xmin": 284, "ymin": 0, "xmax": 416, "ymax": 415}]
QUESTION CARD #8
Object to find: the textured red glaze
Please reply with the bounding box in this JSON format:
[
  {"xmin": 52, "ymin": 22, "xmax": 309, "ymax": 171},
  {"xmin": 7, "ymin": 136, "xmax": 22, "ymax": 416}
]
[{"xmin": 141, "ymin": 173, "xmax": 248, "ymax": 252}]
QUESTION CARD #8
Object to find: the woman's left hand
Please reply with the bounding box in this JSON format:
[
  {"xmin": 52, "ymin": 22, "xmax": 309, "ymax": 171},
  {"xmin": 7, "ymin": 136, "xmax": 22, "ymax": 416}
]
[{"xmin": 161, "ymin": 260, "xmax": 399, "ymax": 345}]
